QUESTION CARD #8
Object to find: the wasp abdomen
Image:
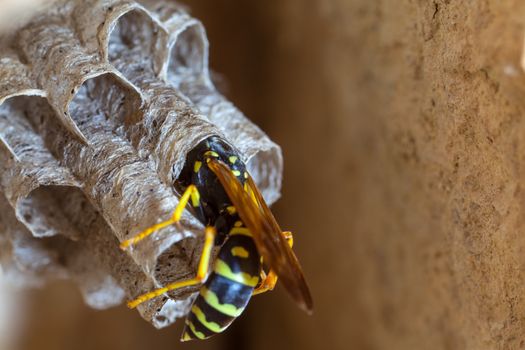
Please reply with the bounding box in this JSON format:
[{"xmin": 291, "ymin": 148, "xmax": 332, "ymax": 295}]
[{"xmin": 182, "ymin": 233, "xmax": 260, "ymax": 341}]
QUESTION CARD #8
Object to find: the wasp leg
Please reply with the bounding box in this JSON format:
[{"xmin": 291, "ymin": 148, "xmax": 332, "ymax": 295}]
[
  {"xmin": 120, "ymin": 185, "xmax": 199, "ymax": 250},
  {"xmin": 283, "ymin": 230, "xmax": 293, "ymax": 247},
  {"xmin": 127, "ymin": 226, "xmax": 216, "ymax": 309},
  {"xmin": 253, "ymin": 231, "xmax": 293, "ymax": 295},
  {"xmin": 253, "ymin": 270, "xmax": 278, "ymax": 295}
]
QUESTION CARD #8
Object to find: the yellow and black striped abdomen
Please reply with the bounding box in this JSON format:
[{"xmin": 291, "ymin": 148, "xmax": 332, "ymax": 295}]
[{"xmin": 182, "ymin": 233, "xmax": 261, "ymax": 341}]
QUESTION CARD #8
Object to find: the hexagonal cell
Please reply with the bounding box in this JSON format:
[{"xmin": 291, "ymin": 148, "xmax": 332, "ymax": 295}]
[
  {"xmin": 68, "ymin": 72, "xmax": 143, "ymax": 134},
  {"xmin": 107, "ymin": 9, "xmax": 168, "ymax": 76},
  {"xmin": 16, "ymin": 185, "xmax": 87, "ymax": 240},
  {"xmin": 246, "ymin": 147, "xmax": 283, "ymax": 205},
  {"xmin": 0, "ymin": 96, "xmax": 84, "ymax": 227},
  {"xmin": 167, "ymin": 23, "xmax": 208, "ymax": 85},
  {"xmin": 0, "ymin": 191, "xmax": 71, "ymax": 279},
  {"xmin": 0, "ymin": 95, "xmax": 50, "ymax": 160}
]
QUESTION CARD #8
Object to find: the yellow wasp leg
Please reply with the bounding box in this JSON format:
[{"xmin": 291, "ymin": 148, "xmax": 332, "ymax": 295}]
[
  {"xmin": 253, "ymin": 231, "xmax": 293, "ymax": 295},
  {"xmin": 253, "ymin": 270, "xmax": 278, "ymax": 295},
  {"xmin": 120, "ymin": 185, "xmax": 199, "ymax": 250},
  {"xmin": 127, "ymin": 226, "xmax": 217, "ymax": 309}
]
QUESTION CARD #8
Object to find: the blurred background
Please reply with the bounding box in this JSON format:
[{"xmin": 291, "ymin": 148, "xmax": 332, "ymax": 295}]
[{"xmin": 4, "ymin": 0, "xmax": 525, "ymax": 349}]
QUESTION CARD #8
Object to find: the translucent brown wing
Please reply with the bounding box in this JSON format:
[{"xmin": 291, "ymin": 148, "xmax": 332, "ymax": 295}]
[{"xmin": 207, "ymin": 158, "xmax": 313, "ymax": 313}]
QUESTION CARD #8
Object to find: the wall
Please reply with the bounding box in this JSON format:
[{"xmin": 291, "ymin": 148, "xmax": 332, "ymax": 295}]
[{"xmin": 191, "ymin": 1, "xmax": 525, "ymax": 349}]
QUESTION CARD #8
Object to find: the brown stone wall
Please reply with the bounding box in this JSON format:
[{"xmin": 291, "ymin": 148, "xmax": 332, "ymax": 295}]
[{"xmin": 191, "ymin": 1, "xmax": 525, "ymax": 349}]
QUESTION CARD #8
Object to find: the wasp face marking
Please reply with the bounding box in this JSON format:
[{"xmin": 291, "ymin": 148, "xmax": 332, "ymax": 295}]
[
  {"xmin": 204, "ymin": 150, "xmax": 219, "ymax": 158},
  {"xmin": 176, "ymin": 136, "xmax": 249, "ymax": 239}
]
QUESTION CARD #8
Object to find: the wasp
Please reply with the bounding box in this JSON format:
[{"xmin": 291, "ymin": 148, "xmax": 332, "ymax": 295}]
[{"xmin": 120, "ymin": 135, "xmax": 313, "ymax": 341}]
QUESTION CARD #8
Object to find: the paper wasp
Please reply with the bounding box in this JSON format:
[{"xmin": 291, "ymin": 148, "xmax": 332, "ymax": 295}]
[{"xmin": 120, "ymin": 135, "xmax": 313, "ymax": 341}]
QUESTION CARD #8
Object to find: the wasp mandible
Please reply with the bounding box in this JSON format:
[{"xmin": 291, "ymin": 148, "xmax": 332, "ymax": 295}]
[{"xmin": 120, "ymin": 135, "xmax": 313, "ymax": 341}]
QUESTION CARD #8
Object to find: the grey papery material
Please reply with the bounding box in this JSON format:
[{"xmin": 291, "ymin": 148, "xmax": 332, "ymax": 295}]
[{"xmin": 0, "ymin": 0, "xmax": 283, "ymax": 328}]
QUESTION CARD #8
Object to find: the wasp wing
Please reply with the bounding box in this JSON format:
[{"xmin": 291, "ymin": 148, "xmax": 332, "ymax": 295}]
[{"xmin": 207, "ymin": 159, "xmax": 313, "ymax": 313}]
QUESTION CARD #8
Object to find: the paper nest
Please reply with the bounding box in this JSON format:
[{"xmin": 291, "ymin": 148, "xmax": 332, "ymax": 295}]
[{"xmin": 0, "ymin": 0, "xmax": 282, "ymax": 328}]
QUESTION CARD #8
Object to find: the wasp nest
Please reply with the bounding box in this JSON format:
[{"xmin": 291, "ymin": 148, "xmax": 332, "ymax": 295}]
[{"xmin": 0, "ymin": 0, "xmax": 282, "ymax": 328}]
